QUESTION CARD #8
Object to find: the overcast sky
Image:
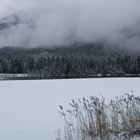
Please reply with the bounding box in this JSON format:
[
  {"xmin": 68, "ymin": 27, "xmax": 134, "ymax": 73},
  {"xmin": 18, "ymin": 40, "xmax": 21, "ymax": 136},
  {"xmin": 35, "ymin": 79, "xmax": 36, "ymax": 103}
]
[{"xmin": 0, "ymin": 0, "xmax": 140, "ymax": 49}]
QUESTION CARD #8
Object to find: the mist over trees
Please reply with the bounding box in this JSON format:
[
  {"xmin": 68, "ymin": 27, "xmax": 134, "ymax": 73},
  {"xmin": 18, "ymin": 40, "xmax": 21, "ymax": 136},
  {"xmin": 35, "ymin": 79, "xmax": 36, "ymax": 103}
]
[
  {"xmin": 0, "ymin": 43, "xmax": 140, "ymax": 79},
  {"xmin": 0, "ymin": 0, "xmax": 140, "ymax": 49}
]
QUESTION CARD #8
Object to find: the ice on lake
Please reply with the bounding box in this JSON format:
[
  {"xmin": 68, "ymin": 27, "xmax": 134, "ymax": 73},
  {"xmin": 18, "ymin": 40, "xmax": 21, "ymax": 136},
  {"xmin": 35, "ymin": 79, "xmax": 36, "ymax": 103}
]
[{"xmin": 0, "ymin": 78, "xmax": 140, "ymax": 140}]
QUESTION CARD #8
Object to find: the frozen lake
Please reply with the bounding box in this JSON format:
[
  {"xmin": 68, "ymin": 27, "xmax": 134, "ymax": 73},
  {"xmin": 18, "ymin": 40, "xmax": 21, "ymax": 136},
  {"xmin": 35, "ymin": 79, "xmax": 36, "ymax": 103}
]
[{"xmin": 0, "ymin": 78, "xmax": 140, "ymax": 140}]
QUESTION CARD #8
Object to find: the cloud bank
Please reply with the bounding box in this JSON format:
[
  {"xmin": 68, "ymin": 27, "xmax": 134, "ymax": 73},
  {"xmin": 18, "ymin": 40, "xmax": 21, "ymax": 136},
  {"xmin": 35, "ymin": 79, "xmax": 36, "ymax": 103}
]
[{"xmin": 0, "ymin": 0, "xmax": 140, "ymax": 49}]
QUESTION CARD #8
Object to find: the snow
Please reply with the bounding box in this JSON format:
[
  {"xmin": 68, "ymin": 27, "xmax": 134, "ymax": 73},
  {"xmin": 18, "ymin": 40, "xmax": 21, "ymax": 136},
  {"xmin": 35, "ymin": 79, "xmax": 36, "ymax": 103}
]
[{"xmin": 0, "ymin": 78, "xmax": 140, "ymax": 140}]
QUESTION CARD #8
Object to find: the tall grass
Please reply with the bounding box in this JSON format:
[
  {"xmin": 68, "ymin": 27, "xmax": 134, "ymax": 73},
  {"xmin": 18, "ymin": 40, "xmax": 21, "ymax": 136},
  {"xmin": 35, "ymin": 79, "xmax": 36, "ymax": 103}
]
[{"xmin": 59, "ymin": 93, "xmax": 140, "ymax": 140}]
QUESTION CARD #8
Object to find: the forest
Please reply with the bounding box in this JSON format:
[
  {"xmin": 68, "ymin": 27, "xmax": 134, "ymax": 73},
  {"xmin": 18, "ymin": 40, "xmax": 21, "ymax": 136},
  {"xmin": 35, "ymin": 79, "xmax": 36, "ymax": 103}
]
[{"xmin": 0, "ymin": 43, "xmax": 140, "ymax": 79}]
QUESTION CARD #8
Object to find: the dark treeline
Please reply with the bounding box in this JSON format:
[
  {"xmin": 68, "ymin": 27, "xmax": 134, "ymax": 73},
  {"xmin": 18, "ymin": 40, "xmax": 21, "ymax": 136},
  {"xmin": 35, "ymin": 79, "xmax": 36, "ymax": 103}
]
[{"xmin": 0, "ymin": 43, "xmax": 140, "ymax": 79}]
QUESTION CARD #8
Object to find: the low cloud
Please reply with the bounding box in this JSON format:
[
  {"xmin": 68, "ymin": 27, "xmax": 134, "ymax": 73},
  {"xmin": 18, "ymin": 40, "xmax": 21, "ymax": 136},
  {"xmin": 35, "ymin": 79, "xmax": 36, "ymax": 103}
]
[{"xmin": 0, "ymin": 0, "xmax": 140, "ymax": 49}]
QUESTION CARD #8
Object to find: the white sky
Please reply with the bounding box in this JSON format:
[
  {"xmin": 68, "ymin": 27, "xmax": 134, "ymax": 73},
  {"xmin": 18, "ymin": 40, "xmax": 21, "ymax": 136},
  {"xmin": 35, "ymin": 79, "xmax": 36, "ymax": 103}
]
[{"xmin": 0, "ymin": 0, "xmax": 140, "ymax": 48}]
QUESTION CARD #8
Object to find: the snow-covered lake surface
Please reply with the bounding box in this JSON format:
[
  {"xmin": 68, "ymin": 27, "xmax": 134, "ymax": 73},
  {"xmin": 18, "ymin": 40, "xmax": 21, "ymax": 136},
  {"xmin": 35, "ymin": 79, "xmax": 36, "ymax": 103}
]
[{"xmin": 0, "ymin": 78, "xmax": 140, "ymax": 140}]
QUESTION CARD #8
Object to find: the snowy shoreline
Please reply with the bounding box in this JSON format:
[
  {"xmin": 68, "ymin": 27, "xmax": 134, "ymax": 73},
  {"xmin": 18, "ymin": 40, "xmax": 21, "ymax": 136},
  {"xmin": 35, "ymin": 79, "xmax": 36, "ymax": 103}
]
[{"xmin": 1, "ymin": 73, "xmax": 140, "ymax": 81}]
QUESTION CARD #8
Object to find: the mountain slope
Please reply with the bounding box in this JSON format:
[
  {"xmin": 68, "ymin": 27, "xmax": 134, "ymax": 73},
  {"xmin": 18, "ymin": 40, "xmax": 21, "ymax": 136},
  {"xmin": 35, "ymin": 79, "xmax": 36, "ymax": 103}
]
[{"xmin": 0, "ymin": 44, "xmax": 140, "ymax": 79}]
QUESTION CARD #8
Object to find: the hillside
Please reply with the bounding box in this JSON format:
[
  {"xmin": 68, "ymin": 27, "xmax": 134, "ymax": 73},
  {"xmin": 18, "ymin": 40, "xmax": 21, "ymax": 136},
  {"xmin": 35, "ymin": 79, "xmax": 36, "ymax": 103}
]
[{"xmin": 0, "ymin": 44, "xmax": 140, "ymax": 79}]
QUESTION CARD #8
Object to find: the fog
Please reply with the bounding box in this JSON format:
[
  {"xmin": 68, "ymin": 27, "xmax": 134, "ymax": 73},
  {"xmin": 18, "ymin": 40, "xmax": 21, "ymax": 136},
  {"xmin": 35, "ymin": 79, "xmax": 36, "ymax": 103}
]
[{"xmin": 0, "ymin": 0, "xmax": 140, "ymax": 49}]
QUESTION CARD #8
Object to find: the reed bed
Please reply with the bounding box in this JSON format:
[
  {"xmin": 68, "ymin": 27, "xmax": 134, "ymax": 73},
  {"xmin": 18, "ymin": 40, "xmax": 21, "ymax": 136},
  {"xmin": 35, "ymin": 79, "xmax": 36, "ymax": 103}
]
[{"xmin": 59, "ymin": 93, "xmax": 140, "ymax": 140}]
